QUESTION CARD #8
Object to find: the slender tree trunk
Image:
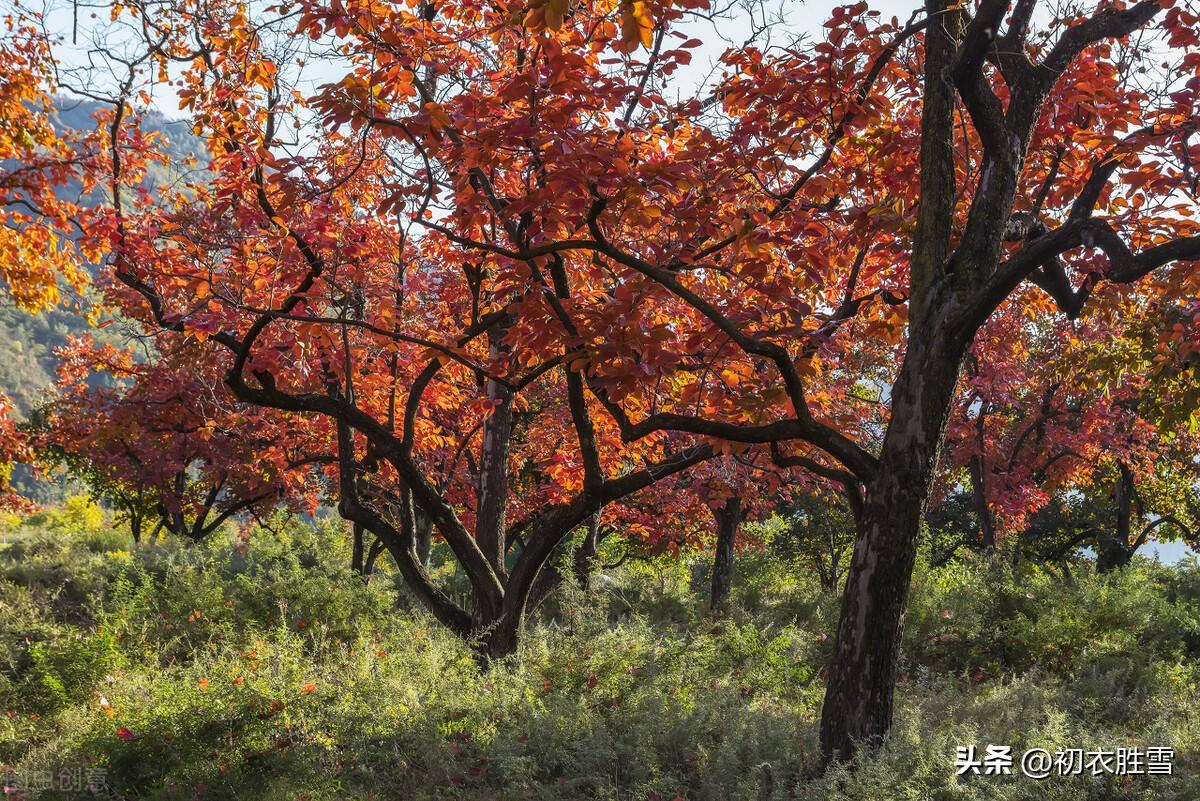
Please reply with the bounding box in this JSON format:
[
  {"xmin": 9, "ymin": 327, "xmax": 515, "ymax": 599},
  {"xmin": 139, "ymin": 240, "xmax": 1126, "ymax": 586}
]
[
  {"xmin": 571, "ymin": 512, "xmax": 603, "ymax": 588},
  {"xmin": 414, "ymin": 505, "xmax": 434, "ymax": 567},
  {"xmin": 523, "ymin": 513, "xmax": 606, "ymax": 617},
  {"xmin": 821, "ymin": 527, "xmax": 844, "ymax": 592},
  {"xmin": 968, "ymin": 454, "xmax": 996, "ymax": 551},
  {"xmin": 364, "ymin": 536, "xmax": 385, "ymax": 575},
  {"xmin": 351, "ymin": 522, "xmax": 365, "ymax": 574},
  {"xmin": 710, "ymin": 496, "xmax": 743, "ymax": 610},
  {"xmin": 1098, "ymin": 462, "xmax": 1136, "ymax": 572},
  {"xmin": 819, "ymin": 333, "xmax": 965, "ymax": 761}
]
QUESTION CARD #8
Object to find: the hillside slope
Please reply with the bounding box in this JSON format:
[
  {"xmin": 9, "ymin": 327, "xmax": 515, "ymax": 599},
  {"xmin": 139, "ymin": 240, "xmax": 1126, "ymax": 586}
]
[{"xmin": 0, "ymin": 97, "xmax": 204, "ymax": 418}]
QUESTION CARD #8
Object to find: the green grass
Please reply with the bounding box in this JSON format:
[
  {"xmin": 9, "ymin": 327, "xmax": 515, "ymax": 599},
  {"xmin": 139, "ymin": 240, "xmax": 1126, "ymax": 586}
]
[{"xmin": 1, "ymin": 505, "xmax": 1197, "ymax": 800}]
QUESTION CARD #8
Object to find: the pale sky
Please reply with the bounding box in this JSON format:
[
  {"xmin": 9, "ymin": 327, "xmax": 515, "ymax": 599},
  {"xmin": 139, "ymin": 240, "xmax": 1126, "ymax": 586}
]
[{"xmin": 38, "ymin": 0, "xmax": 924, "ymax": 118}]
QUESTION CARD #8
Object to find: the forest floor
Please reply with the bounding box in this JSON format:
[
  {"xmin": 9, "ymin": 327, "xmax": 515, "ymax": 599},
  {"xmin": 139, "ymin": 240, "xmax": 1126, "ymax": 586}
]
[{"xmin": 2, "ymin": 501, "xmax": 1198, "ymax": 800}]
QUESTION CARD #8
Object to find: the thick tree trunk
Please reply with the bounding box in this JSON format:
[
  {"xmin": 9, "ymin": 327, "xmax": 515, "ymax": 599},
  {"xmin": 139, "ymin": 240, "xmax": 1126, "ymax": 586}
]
[
  {"xmin": 1096, "ymin": 541, "xmax": 1134, "ymax": 572},
  {"xmin": 819, "ymin": 333, "xmax": 965, "ymax": 761},
  {"xmin": 710, "ymin": 497, "xmax": 743, "ymax": 610},
  {"xmin": 821, "ymin": 497, "xmax": 921, "ymax": 759},
  {"xmin": 476, "ymin": 328, "xmax": 514, "ymax": 577},
  {"xmin": 476, "ymin": 608, "xmax": 523, "ymax": 660},
  {"xmin": 473, "ymin": 346, "xmax": 514, "ymax": 637}
]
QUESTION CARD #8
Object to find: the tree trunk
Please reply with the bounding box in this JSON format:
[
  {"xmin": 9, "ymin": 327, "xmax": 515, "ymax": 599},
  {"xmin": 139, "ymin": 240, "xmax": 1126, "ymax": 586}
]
[
  {"xmin": 571, "ymin": 512, "xmax": 603, "ymax": 588},
  {"xmin": 820, "ymin": 526, "xmax": 844, "ymax": 592},
  {"xmin": 351, "ymin": 522, "xmax": 365, "ymax": 574},
  {"xmin": 472, "ymin": 339, "xmax": 514, "ymax": 638},
  {"xmin": 476, "ymin": 607, "xmax": 522, "ymax": 660},
  {"xmin": 710, "ymin": 496, "xmax": 743, "ymax": 610},
  {"xmin": 414, "ymin": 505, "xmax": 433, "ymax": 567},
  {"xmin": 819, "ymin": 332, "xmax": 965, "ymax": 761},
  {"xmin": 476, "ymin": 330, "xmax": 514, "ymax": 577},
  {"xmin": 364, "ymin": 536, "xmax": 385, "ymax": 575},
  {"xmin": 1098, "ymin": 462, "xmax": 1136, "ymax": 572},
  {"xmin": 968, "ymin": 454, "xmax": 996, "ymax": 551},
  {"xmin": 1096, "ymin": 541, "xmax": 1133, "ymax": 572}
]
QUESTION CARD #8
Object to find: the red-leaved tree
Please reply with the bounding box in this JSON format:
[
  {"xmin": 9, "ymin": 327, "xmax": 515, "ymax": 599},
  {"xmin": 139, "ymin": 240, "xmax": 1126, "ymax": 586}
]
[{"xmin": 34, "ymin": 336, "xmax": 329, "ymax": 542}]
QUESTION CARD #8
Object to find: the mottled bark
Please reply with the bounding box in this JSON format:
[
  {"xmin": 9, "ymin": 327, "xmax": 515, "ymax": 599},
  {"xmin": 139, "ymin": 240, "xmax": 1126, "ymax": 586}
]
[
  {"xmin": 414, "ymin": 504, "xmax": 434, "ymax": 567},
  {"xmin": 820, "ymin": 324, "xmax": 968, "ymax": 760},
  {"xmin": 476, "ymin": 377, "xmax": 513, "ymax": 576}
]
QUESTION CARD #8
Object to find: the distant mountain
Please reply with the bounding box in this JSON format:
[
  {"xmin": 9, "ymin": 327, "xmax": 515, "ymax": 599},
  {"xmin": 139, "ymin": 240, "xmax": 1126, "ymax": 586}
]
[
  {"xmin": 0, "ymin": 97, "xmax": 207, "ymax": 419},
  {"xmin": 51, "ymin": 96, "xmax": 207, "ymax": 209},
  {"xmin": 2, "ymin": 98, "xmax": 206, "ymax": 501}
]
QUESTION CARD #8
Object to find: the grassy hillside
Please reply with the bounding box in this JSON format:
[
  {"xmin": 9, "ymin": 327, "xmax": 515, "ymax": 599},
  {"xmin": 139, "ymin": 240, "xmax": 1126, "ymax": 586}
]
[{"xmin": 1, "ymin": 507, "xmax": 1197, "ymax": 800}]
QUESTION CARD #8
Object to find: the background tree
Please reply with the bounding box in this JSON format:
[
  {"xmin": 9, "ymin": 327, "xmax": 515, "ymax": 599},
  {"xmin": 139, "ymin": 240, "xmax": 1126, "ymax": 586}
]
[
  {"xmin": 774, "ymin": 489, "xmax": 859, "ymax": 592},
  {"xmin": 32, "ymin": 336, "xmax": 329, "ymax": 542},
  {"xmin": 0, "ymin": 393, "xmax": 33, "ymax": 513},
  {"xmin": 0, "ymin": 16, "xmax": 91, "ymax": 313},
  {"xmin": 945, "ymin": 290, "xmax": 1200, "ymax": 566}
]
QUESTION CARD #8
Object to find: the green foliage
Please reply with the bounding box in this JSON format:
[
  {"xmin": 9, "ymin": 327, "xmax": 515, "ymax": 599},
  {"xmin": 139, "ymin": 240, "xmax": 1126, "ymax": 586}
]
[
  {"xmin": 1, "ymin": 514, "xmax": 1197, "ymax": 800},
  {"xmin": 903, "ymin": 551, "xmax": 1200, "ymax": 703}
]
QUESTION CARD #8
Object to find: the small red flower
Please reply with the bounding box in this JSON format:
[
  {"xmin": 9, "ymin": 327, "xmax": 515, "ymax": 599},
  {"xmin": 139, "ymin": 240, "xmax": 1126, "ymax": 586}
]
[{"xmin": 115, "ymin": 727, "xmax": 135, "ymax": 741}]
